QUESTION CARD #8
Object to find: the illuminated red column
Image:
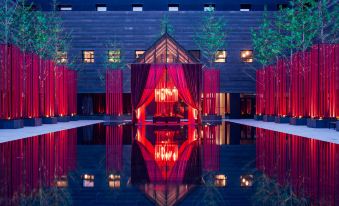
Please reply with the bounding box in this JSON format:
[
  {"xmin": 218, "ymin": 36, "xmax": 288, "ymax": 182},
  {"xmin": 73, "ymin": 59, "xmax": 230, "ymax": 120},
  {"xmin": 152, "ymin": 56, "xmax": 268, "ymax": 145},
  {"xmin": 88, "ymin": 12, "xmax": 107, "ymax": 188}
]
[
  {"xmin": 255, "ymin": 69, "xmax": 265, "ymax": 115},
  {"xmin": 263, "ymin": 66, "xmax": 276, "ymax": 116},
  {"xmin": 106, "ymin": 69, "xmax": 123, "ymax": 116},
  {"xmin": 39, "ymin": 59, "xmax": 55, "ymax": 117},
  {"xmin": 68, "ymin": 70, "xmax": 77, "ymax": 116},
  {"xmin": 24, "ymin": 53, "xmax": 40, "ymax": 118},
  {"xmin": 276, "ymin": 59, "xmax": 290, "ymax": 116}
]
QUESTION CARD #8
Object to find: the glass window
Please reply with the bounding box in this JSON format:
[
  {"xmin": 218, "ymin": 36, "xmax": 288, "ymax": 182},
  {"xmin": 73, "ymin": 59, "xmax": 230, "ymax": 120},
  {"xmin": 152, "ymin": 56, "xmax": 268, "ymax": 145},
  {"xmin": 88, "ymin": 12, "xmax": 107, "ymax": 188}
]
[
  {"xmin": 214, "ymin": 50, "xmax": 227, "ymax": 63},
  {"xmin": 82, "ymin": 50, "xmax": 94, "ymax": 63},
  {"xmin": 168, "ymin": 4, "xmax": 179, "ymax": 11},
  {"xmin": 58, "ymin": 5, "xmax": 72, "ymax": 11},
  {"xmin": 204, "ymin": 4, "xmax": 215, "ymax": 11},
  {"xmin": 135, "ymin": 50, "xmax": 145, "ymax": 59},
  {"xmin": 108, "ymin": 50, "xmax": 121, "ymax": 63},
  {"xmin": 188, "ymin": 50, "xmax": 201, "ymax": 60},
  {"xmin": 132, "ymin": 4, "xmax": 143, "ymax": 11},
  {"xmin": 96, "ymin": 4, "xmax": 107, "ymax": 11},
  {"xmin": 240, "ymin": 4, "xmax": 251, "ymax": 11},
  {"xmin": 240, "ymin": 50, "xmax": 253, "ymax": 63},
  {"xmin": 57, "ymin": 51, "xmax": 67, "ymax": 64}
]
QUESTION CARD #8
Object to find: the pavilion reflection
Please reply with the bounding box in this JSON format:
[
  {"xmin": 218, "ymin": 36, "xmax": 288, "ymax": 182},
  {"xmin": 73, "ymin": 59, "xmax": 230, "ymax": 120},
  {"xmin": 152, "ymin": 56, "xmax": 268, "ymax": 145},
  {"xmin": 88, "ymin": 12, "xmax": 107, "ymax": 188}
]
[
  {"xmin": 0, "ymin": 129, "xmax": 77, "ymax": 206},
  {"xmin": 256, "ymin": 128, "xmax": 339, "ymax": 206}
]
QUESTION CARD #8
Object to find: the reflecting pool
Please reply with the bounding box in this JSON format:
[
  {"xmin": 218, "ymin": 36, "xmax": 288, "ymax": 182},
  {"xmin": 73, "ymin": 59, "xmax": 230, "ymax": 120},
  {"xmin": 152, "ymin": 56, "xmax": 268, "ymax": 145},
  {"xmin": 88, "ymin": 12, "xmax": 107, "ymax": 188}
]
[{"xmin": 0, "ymin": 122, "xmax": 338, "ymax": 206}]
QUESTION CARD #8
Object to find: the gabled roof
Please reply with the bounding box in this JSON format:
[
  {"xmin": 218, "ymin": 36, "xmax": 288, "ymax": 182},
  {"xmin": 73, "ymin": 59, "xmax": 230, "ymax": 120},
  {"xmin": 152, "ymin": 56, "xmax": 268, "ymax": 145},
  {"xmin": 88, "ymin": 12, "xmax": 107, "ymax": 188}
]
[{"xmin": 135, "ymin": 32, "xmax": 199, "ymax": 64}]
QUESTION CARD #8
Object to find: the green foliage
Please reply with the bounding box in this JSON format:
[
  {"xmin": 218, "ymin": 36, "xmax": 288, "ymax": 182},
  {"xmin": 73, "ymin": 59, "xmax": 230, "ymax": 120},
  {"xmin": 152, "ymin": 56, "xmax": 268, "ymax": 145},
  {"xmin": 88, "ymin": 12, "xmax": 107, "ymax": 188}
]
[
  {"xmin": 0, "ymin": 0, "xmax": 18, "ymax": 44},
  {"xmin": 160, "ymin": 14, "xmax": 174, "ymax": 36},
  {"xmin": 195, "ymin": 10, "xmax": 227, "ymax": 67}
]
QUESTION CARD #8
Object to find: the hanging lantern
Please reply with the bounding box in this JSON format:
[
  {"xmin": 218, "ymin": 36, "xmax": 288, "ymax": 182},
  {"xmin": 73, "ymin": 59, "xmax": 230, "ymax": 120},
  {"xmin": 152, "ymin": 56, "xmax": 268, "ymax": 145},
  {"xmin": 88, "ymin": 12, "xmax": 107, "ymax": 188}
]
[{"xmin": 154, "ymin": 87, "xmax": 178, "ymax": 102}]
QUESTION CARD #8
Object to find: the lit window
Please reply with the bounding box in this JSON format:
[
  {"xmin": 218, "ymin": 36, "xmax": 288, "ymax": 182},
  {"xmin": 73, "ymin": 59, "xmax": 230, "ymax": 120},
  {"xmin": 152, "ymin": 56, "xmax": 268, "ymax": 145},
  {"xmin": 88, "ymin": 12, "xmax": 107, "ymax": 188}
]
[
  {"xmin": 96, "ymin": 4, "xmax": 107, "ymax": 11},
  {"xmin": 168, "ymin": 4, "xmax": 179, "ymax": 11},
  {"xmin": 135, "ymin": 50, "xmax": 145, "ymax": 59},
  {"xmin": 189, "ymin": 50, "xmax": 201, "ymax": 60},
  {"xmin": 132, "ymin": 4, "xmax": 143, "ymax": 11},
  {"xmin": 108, "ymin": 50, "xmax": 120, "ymax": 63},
  {"xmin": 214, "ymin": 174, "xmax": 227, "ymax": 187},
  {"xmin": 240, "ymin": 175, "xmax": 253, "ymax": 187},
  {"xmin": 204, "ymin": 4, "xmax": 215, "ymax": 11},
  {"xmin": 57, "ymin": 51, "xmax": 67, "ymax": 64},
  {"xmin": 108, "ymin": 174, "xmax": 121, "ymax": 189},
  {"xmin": 82, "ymin": 50, "xmax": 94, "ymax": 63},
  {"xmin": 58, "ymin": 5, "xmax": 72, "ymax": 11},
  {"xmin": 240, "ymin": 50, "xmax": 253, "ymax": 63},
  {"xmin": 56, "ymin": 176, "xmax": 68, "ymax": 188},
  {"xmin": 240, "ymin": 4, "xmax": 251, "ymax": 11},
  {"xmin": 214, "ymin": 50, "xmax": 227, "ymax": 63},
  {"xmin": 82, "ymin": 174, "xmax": 94, "ymax": 187}
]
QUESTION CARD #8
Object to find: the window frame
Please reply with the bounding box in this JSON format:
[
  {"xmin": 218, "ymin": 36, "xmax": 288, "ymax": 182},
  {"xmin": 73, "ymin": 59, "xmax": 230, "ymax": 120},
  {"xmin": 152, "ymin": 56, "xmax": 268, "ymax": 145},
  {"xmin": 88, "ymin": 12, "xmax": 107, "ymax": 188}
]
[
  {"xmin": 214, "ymin": 50, "xmax": 227, "ymax": 63},
  {"xmin": 132, "ymin": 4, "xmax": 143, "ymax": 11},
  {"xmin": 204, "ymin": 4, "xmax": 215, "ymax": 11},
  {"xmin": 58, "ymin": 5, "xmax": 72, "ymax": 11},
  {"xmin": 240, "ymin": 4, "xmax": 251, "ymax": 11},
  {"xmin": 240, "ymin": 50, "xmax": 253, "ymax": 63},
  {"xmin": 168, "ymin": 4, "xmax": 179, "ymax": 11},
  {"xmin": 56, "ymin": 51, "xmax": 68, "ymax": 64},
  {"xmin": 82, "ymin": 50, "xmax": 95, "ymax": 63},
  {"xmin": 96, "ymin": 4, "xmax": 107, "ymax": 11}
]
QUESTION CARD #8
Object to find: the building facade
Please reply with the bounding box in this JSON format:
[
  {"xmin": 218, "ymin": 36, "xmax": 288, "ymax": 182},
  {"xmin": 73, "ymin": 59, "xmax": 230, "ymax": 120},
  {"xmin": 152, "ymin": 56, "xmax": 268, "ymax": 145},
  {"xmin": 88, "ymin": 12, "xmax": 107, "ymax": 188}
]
[{"xmin": 30, "ymin": 0, "xmax": 289, "ymax": 117}]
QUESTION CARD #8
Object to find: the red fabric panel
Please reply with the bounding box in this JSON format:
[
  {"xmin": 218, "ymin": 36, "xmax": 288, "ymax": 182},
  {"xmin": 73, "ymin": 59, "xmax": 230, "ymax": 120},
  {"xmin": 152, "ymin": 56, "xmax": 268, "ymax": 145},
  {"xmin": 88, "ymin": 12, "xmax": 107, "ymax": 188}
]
[
  {"xmin": 55, "ymin": 65, "xmax": 69, "ymax": 116},
  {"xmin": 39, "ymin": 59, "xmax": 55, "ymax": 117},
  {"xmin": 24, "ymin": 53, "xmax": 40, "ymax": 118},
  {"xmin": 263, "ymin": 65, "xmax": 276, "ymax": 115},
  {"xmin": 276, "ymin": 59, "xmax": 290, "ymax": 116},
  {"xmin": 203, "ymin": 69, "xmax": 220, "ymax": 115},
  {"xmin": 106, "ymin": 69, "xmax": 123, "ymax": 115},
  {"xmin": 203, "ymin": 125, "xmax": 220, "ymax": 171},
  {"xmin": 68, "ymin": 70, "xmax": 77, "ymax": 115}
]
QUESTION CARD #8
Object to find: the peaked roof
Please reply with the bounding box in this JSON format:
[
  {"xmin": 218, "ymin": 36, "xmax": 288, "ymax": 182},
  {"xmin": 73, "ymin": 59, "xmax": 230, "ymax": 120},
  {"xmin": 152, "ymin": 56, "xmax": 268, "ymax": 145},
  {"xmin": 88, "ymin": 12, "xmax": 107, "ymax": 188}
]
[{"xmin": 135, "ymin": 32, "xmax": 199, "ymax": 64}]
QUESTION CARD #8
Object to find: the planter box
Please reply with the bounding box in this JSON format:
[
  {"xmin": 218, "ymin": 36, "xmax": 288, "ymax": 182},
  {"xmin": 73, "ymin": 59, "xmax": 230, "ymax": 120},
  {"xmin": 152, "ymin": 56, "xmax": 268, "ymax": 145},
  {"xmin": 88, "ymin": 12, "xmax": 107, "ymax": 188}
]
[
  {"xmin": 254, "ymin": 115, "xmax": 263, "ymax": 121},
  {"xmin": 263, "ymin": 115, "xmax": 275, "ymax": 122},
  {"xmin": 104, "ymin": 115, "xmax": 132, "ymax": 121},
  {"xmin": 290, "ymin": 117, "xmax": 307, "ymax": 125},
  {"xmin": 274, "ymin": 116, "xmax": 290, "ymax": 124},
  {"xmin": 70, "ymin": 115, "xmax": 79, "ymax": 121},
  {"xmin": 307, "ymin": 118, "xmax": 330, "ymax": 128},
  {"xmin": 24, "ymin": 118, "xmax": 42, "ymax": 127},
  {"xmin": 0, "ymin": 119, "xmax": 24, "ymax": 129},
  {"xmin": 42, "ymin": 117, "xmax": 58, "ymax": 124},
  {"xmin": 57, "ymin": 116, "xmax": 70, "ymax": 122}
]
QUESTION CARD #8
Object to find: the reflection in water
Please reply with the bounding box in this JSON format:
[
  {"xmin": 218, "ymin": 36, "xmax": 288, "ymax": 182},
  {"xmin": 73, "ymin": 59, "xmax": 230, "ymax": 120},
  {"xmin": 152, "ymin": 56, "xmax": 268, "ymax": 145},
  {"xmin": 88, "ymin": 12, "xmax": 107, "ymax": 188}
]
[
  {"xmin": 131, "ymin": 125, "xmax": 202, "ymax": 206},
  {"xmin": 256, "ymin": 128, "xmax": 339, "ymax": 206},
  {"xmin": 0, "ymin": 129, "xmax": 77, "ymax": 206}
]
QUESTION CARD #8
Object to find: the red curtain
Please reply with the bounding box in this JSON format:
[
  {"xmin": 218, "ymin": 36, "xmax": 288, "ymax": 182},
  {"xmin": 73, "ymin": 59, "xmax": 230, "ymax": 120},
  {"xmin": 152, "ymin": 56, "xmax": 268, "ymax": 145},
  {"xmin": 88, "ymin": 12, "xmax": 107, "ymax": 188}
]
[
  {"xmin": 39, "ymin": 59, "xmax": 55, "ymax": 117},
  {"xmin": 24, "ymin": 53, "xmax": 40, "ymax": 118},
  {"xmin": 276, "ymin": 59, "xmax": 290, "ymax": 116},
  {"xmin": 264, "ymin": 65, "xmax": 276, "ymax": 116},
  {"xmin": 203, "ymin": 69, "xmax": 220, "ymax": 115},
  {"xmin": 55, "ymin": 65, "xmax": 68, "ymax": 116},
  {"xmin": 106, "ymin": 69, "xmax": 123, "ymax": 116},
  {"xmin": 0, "ymin": 44, "xmax": 24, "ymax": 120}
]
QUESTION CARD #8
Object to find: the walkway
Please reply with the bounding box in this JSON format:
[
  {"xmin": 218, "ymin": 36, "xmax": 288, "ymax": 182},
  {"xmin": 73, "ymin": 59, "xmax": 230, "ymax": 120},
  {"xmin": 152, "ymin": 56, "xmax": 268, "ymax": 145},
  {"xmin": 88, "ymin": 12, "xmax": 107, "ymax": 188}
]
[
  {"xmin": 226, "ymin": 119, "xmax": 339, "ymax": 144},
  {"xmin": 0, "ymin": 120, "xmax": 103, "ymax": 143}
]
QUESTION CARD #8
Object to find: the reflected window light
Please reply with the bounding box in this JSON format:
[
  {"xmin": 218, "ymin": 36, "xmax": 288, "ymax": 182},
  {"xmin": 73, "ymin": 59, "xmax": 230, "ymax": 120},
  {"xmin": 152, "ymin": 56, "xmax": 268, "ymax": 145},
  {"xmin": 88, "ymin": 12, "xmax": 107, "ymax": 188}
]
[
  {"xmin": 132, "ymin": 4, "xmax": 143, "ymax": 11},
  {"xmin": 56, "ymin": 176, "xmax": 68, "ymax": 188},
  {"xmin": 58, "ymin": 5, "xmax": 72, "ymax": 11},
  {"xmin": 204, "ymin": 4, "xmax": 215, "ymax": 11},
  {"xmin": 96, "ymin": 4, "xmax": 107, "ymax": 11},
  {"xmin": 214, "ymin": 50, "xmax": 227, "ymax": 63},
  {"xmin": 168, "ymin": 4, "xmax": 179, "ymax": 11},
  {"xmin": 240, "ymin": 50, "xmax": 253, "ymax": 63},
  {"xmin": 214, "ymin": 174, "xmax": 227, "ymax": 187},
  {"xmin": 82, "ymin": 174, "xmax": 95, "ymax": 188},
  {"xmin": 240, "ymin": 4, "xmax": 251, "ymax": 11},
  {"xmin": 108, "ymin": 174, "xmax": 121, "ymax": 189},
  {"xmin": 240, "ymin": 175, "xmax": 253, "ymax": 187}
]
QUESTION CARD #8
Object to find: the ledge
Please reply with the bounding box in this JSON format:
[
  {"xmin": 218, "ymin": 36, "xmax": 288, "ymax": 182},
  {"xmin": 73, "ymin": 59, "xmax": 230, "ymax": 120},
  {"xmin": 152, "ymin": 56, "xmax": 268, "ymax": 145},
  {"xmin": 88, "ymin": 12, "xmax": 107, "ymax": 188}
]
[
  {"xmin": 23, "ymin": 118, "xmax": 42, "ymax": 127},
  {"xmin": 263, "ymin": 115, "xmax": 275, "ymax": 122},
  {"xmin": 0, "ymin": 119, "xmax": 24, "ymax": 129},
  {"xmin": 290, "ymin": 117, "xmax": 307, "ymax": 125},
  {"xmin": 274, "ymin": 116, "xmax": 290, "ymax": 124}
]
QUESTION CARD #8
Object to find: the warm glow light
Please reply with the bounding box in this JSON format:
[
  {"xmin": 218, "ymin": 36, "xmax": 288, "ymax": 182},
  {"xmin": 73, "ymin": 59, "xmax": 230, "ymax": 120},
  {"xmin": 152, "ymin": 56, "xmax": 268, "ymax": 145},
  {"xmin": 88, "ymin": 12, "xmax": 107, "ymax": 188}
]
[
  {"xmin": 240, "ymin": 175, "xmax": 253, "ymax": 187},
  {"xmin": 155, "ymin": 142, "xmax": 178, "ymax": 162},
  {"xmin": 82, "ymin": 174, "xmax": 95, "ymax": 188},
  {"xmin": 155, "ymin": 87, "xmax": 178, "ymax": 102},
  {"xmin": 214, "ymin": 174, "xmax": 227, "ymax": 187}
]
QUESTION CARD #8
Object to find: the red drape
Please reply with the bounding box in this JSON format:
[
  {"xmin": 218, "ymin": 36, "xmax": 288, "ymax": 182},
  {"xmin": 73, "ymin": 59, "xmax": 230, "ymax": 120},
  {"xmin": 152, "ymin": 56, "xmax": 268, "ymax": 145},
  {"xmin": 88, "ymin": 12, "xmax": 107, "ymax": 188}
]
[
  {"xmin": 55, "ymin": 65, "xmax": 68, "ymax": 116},
  {"xmin": 106, "ymin": 69, "xmax": 123, "ymax": 116},
  {"xmin": 68, "ymin": 70, "xmax": 77, "ymax": 116},
  {"xmin": 24, "ymin": 53, "xmax": 40, "ymax": 118},
  {"xmin": 264, "ymin": 65, "xmax": 276, "ymax": 116},
  {"xmin": 203, "ymin": 68, "xmax": 220, "ymax": 115},
  {"xmin": 0, "ymin": 44, "xmax": 24, "ymax": 120},
  {"xmin": 256, "ymin": 69, "xmax": 265, "ymax": 115},
  {"xmin": 276, "ymin": 59, "xmax": 290, "ymax": 116},
  {"xmin": 39, "ymin": 59, "xmax": 55, "ymax": 117}
]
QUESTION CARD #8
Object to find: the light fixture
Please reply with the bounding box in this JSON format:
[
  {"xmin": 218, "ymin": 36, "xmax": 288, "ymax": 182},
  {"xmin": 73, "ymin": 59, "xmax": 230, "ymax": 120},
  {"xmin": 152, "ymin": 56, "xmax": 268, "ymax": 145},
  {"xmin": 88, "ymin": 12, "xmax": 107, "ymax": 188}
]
[
  {"xmin": 240, "ymin": 175, "xmax": 253, "ymax": 187},
  {"xmin": 154, "ymin": 87, "xmax": 178, "ymax": 102}
]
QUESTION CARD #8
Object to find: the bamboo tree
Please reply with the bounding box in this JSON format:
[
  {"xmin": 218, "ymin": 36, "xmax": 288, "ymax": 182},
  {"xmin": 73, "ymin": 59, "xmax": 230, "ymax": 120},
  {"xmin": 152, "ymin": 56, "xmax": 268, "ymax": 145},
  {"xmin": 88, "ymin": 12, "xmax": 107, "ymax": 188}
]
[{"xmin": 195, "ymin": 9, "xmax": 227, "ymax": 68}]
